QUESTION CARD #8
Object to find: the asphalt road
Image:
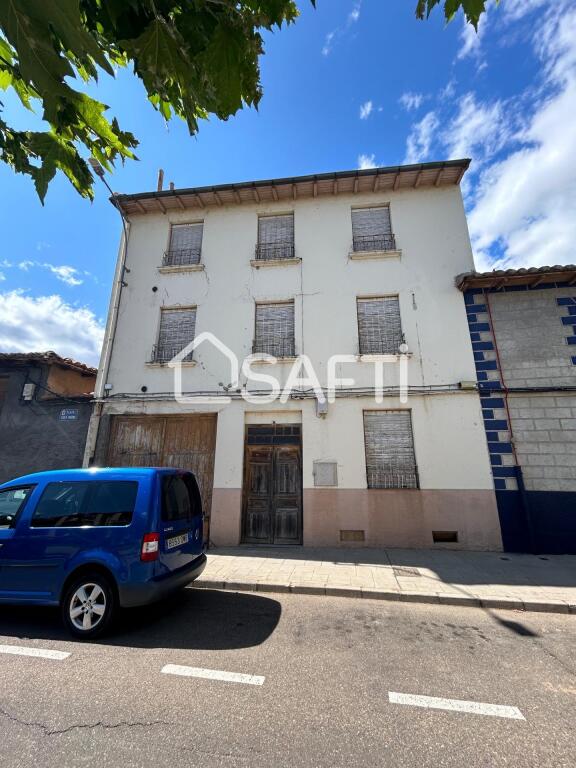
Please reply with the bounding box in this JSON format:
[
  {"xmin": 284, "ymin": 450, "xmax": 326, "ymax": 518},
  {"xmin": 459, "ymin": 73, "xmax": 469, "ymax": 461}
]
[{"xmin": 0, "ymin": 589, "xmax": 574, "ymax": 768}]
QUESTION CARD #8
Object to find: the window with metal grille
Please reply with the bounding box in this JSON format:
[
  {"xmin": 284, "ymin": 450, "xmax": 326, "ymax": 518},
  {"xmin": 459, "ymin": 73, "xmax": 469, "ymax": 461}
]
[
  {"xmin": 152, "ymin": 307, "xmax": 196, "ymax": 363},
  {"xmin": 256, "ymin": 214, "xmax": 295, "ymax": 260},
  {"xmin": 351, "ymin": 206, "xmax": 395, "ymax": 252},
  {"xmin": 253, "ymin": 301, "xmax": 295, "ymax": 357},
  {"xmin": 363, "ymin": 411, "xmax": 418, "ymax": 489},
  {"xmin": 164, "ymin": 223, "xmax": 203, "ymax": 266},
  {"xmin": 357, "ymin": 296, "xmax": 403, "ymax": 355}
]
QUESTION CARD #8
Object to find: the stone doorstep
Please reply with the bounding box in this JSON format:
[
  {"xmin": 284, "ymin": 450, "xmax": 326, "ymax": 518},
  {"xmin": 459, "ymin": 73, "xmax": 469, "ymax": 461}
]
[{"xmin": 193, "ymin": 579, "xmax": 574, "ymax": 615}]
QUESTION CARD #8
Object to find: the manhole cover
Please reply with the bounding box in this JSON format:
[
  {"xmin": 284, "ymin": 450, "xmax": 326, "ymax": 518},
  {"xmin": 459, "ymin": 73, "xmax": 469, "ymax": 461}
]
[{"xmin": 392, "ymin": 566, "xmax": 420, "ymax": 577}]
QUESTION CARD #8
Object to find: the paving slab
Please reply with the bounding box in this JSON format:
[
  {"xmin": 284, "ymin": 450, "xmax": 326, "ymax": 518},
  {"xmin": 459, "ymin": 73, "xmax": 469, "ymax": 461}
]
[{"xmin": 196, "ymin": 546, "xmax": 576, "ymax": 615}]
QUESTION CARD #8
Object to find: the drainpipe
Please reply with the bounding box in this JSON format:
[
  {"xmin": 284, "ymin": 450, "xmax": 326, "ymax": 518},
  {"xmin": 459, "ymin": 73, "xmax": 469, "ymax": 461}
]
[
  {"xmin": 83, "ymin": 193, "xmax": 131, "ymax": 467},
  {"xmin": 484, "ymin": 291, "xmax": 536, "ymax": 553}
]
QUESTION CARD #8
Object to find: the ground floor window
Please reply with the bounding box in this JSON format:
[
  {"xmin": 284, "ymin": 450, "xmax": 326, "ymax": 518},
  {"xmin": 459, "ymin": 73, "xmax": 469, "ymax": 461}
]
[{"xmin": 363, "ymin": 410, "xmax": 419, "ymax": 489}]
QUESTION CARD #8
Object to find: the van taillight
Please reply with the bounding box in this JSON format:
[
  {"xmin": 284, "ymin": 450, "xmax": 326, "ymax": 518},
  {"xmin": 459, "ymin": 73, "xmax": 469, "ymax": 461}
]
[{"xmin": 141, "ymin": 533, "xmax": 159, "ymax": 562}]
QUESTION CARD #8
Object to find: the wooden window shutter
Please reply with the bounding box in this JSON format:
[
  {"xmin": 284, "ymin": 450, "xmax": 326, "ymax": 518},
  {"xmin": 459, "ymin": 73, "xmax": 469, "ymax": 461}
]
[
  {"xmin": 363, "ymin": 410, "xmax": 418, "ymax": 489},
  {"xmin": 254, "ymin": 301, "xmax": 295, "ymax": 357},
  {"xmin": 155, "ymin": 307, "xmax": 196, "ymax": 362},
  {"xmin": 166, "ymin": 223, "xmax": 203, "ymax": 266},
  {"xmin": 256, "ymin": 214, "xmax": 295, "ymax": 260},
  {"xmin": 357, "ymin": 296, "xmax": 403, "ymax": 354},
  {"xmin": 351, "ymin": 207, "xmax": 395, "ymax": 252}
]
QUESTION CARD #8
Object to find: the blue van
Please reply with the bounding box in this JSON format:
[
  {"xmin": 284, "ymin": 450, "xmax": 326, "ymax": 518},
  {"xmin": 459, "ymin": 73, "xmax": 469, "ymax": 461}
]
[{"xmin": 0, "ymin": 468, "xmax": 207, "ymax": 638}]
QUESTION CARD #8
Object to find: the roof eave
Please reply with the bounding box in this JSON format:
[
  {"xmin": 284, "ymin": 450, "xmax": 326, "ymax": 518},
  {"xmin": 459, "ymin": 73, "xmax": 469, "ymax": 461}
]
[
  {"xmin": 115, "ymin": 159, "xmax": 471, "ymax": 217},
  {"xmin": 456, "ymin": 265, "xmax": 576, "ymax": 291}
]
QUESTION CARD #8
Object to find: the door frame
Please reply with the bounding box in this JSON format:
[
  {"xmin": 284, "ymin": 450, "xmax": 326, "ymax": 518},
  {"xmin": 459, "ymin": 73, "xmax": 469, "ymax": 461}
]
[{"xmin": 241, "ymin": 423, "xmax": 303, "ymax": 546}]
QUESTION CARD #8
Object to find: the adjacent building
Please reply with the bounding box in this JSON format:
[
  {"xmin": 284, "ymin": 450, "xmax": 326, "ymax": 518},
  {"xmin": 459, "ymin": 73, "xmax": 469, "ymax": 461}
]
[
  {"xmin": 457, "ymin": 266, "xmax": 576, "ymax": 554},
  {"xmin": 0, "ymin": 352, "xmax": 97, "ymax": 482},
  {"xmin": 85, "ymin": 160, "xmax": 502, "ymax": 550}
]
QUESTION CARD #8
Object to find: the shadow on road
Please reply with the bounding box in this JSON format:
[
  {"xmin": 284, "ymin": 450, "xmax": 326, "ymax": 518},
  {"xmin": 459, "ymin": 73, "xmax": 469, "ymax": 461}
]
[{"xmin": 0, "ymin": 588, "xmax": 282, "ymax": 650}]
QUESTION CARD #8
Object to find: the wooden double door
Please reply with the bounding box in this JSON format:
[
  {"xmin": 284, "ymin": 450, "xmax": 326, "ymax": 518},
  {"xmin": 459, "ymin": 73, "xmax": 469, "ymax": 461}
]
[{"xmin": 242, "ymin": 424, "xmax": 302, "ymax": 545}]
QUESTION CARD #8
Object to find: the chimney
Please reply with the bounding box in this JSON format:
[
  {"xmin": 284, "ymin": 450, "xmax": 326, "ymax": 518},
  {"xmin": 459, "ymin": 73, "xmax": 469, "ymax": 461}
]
[
  {"xmin": 157, "ymin": 168, "xmax": 164, "ymax": 192},
  {"xmin": 169, "ymin": 181, "xmax": 175, "ymax": 191}
]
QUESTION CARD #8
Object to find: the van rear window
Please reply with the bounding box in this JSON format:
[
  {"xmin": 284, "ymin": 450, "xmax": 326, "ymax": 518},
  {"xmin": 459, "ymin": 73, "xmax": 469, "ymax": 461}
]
[
  {"xmin": 162, "ymin": 474, "xmax": 200, "ymax": 522},
  {"xmin": 31, "ymin": 481, "xmax": 138, "ymax": 527}
]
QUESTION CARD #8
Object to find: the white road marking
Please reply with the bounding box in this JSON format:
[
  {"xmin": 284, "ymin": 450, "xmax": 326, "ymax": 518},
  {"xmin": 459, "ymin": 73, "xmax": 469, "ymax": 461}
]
[
  {"xmin": 389, "ymin": 692, "xmax": 525, "ymax": 720},
  {"xmin": 161, "ymin": 664, "xmax": 265, "ymax": 686},
  {"xmin": 0, "ymin": 644, "xmax": 70, "ymax": 661}
]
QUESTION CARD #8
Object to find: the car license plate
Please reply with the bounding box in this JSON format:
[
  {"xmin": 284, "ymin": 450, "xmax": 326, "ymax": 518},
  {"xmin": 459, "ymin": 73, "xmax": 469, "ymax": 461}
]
[{"xmin": 166, "ymin": 532, "xmax": 189, "ymax": 550}]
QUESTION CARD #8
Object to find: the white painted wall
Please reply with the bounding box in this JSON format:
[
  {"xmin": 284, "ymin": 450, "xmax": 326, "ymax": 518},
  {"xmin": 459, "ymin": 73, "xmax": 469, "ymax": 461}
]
[
  {"xmin": 101, "ymin": 183, "xmax": 492, "ymax": 492},
  {"xmin": 97, "ymin": 394, "xmax": 493, "ymax": 490}
]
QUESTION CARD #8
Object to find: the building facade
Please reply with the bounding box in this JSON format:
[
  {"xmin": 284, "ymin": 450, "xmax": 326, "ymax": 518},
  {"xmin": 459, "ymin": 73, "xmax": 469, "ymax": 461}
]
[
  {"xmin": 458, "ymin": 266, "xmax": 576, "ymax": 554},
  {"xmin": 0, "ymin": 352, "xmax": 97, "ymax": 483},
  {"xmin": 85, "ymin": 160, "xmax": 501, "ymax": 550}
]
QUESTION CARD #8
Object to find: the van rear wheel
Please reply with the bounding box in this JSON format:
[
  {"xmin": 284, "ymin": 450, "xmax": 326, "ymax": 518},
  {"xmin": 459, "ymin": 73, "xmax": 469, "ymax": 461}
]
[{"xmin": 62, "ymin": 572, "xmax": 116, "ymax": 639}]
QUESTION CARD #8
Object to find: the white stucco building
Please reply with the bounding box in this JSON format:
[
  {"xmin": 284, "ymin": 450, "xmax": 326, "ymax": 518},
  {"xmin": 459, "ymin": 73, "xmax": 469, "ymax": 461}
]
[{"xmin": 85, "ymin": 160, "xmax": 502, "ymax": 549}]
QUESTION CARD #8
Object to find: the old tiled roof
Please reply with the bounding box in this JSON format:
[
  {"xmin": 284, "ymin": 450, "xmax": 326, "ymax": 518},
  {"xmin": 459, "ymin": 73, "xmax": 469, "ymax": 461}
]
[
  {"xmin": 115, "ymin": 159, "xmax": 470, "ymax": 217},
  {"xmin": 0, "ymin": 351, "xmax": 97, "ymax": 376},
  {"xmin": 456, "ymin": 264, "xmax": 576, "ymax": 291}
]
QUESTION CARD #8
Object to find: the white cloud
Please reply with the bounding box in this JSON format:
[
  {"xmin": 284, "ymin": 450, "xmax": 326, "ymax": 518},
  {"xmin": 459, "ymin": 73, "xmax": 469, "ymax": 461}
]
[
  {"xmin": 359, "ymin": 100, "xmax": 373, "ymax": 119},
  {"xmin": 457, "ymin": 12, "xmax": 487, "ymax": 60},
  {"xmin": 322, "ymin": 31, "xmax": 335, "ymax": 57},
  {"xmin": 443, "ymin": 93, "xmax": 510, "ymax": 164},
  {"xmin": 348, "ymin": 1, "xmax": 362, "ymax": 23},
  {"xmin": 0, "ymin": 291, "xmax": 104, "ymax": 366},
  {"xmin": 358, "ymin": 153, "xmax": 377, "ymax": 170},
  {"xmin": 16, "ymin": 260, "xmax": 84, "ymax": 286},
  {"xmin": 45, "ymin": 265, "xmax": 83, "ymax": 287},
  {"xmin": 466, "ymin": 2, "xmax": 576, "ymax": 270},
  {"xmin": 322, "ymin": 1, "xmax": 361, "ymax": 56},
  {"xmin": 399, "ymin": 92, "xmax": 424, "ymax": 111},
  {"xmin": 404, "ymin": 111, "xmax": 438, "ymax": 165},
  {"xmin": 0, "ymin": 273, "xmax": 5, "ymax": 282}
]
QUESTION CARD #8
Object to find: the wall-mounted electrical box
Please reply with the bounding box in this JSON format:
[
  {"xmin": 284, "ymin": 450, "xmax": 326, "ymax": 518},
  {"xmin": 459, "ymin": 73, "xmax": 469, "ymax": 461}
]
[{"xmin": 313, "ymin": 461, "xmax": 338, "ymax": 487}]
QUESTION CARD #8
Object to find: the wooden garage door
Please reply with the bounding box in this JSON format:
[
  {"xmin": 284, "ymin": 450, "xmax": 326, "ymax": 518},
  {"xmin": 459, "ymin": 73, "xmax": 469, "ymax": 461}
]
[{"xmin": 107, "ymin": 415, "xmax": 217, "ymax": 516}]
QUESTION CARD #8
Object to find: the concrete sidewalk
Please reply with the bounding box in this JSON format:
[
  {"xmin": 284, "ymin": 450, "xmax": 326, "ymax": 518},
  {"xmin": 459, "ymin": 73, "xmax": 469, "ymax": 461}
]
[{"xmin": 196, "ymin": 547, "xmax": 576, "ymax": 614}]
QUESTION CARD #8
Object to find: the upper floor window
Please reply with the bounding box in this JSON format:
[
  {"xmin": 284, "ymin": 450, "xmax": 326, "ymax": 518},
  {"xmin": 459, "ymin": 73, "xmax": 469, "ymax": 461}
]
[
  {"xmin": 352, "ymin": 206, "xmax": 396, "ymax": 253},
  {"xmin": 255, "ymin": 214, "xmax": 295, "ymax": 261},
  {"xmin": 253, "ymin": 300, "xmax": 295, "ymax": 357},
  {"xmin": 363, "ymin": 410, "xmax": 418, "ymax": 489},
  {"xmin": 152, "ymin": 307, "xmax": 196, "ymax": 363},
  {"xmin": 357, "ymin": 296, "xmax": 403, "ymax": 355},
  {"xmin": 163, "ymin": 223, "xmax": 203, "ymax": 267}
]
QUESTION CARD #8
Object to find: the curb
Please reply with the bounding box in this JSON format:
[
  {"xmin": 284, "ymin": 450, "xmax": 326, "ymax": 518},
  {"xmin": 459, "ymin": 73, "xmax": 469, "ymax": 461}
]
[{"xmin": 193, "ymin": 579, "xmax": 575, "ymax": 615}]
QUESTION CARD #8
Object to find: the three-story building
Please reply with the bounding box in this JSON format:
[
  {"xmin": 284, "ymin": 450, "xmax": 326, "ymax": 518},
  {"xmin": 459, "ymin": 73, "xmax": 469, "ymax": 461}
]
[{"xmin": 85, "ymin": 160, "xmax": 501, "ymax": 549}]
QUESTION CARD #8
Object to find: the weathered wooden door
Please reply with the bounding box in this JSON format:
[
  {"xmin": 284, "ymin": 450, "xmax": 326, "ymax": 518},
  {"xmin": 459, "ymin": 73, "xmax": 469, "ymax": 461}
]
[
  {"xmin": 242, "ymin": 424, "xmax": 302, "ymax": 545},
  {"xmin": 107, "ymin": 414, "xmax": 217, "ymax": 517}
]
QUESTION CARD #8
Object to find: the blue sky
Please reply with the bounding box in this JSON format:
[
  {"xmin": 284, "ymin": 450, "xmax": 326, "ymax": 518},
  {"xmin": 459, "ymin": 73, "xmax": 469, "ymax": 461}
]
[{"xmin": 0, "ymin": 0, "xmax": 575, "ymax": 365}]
